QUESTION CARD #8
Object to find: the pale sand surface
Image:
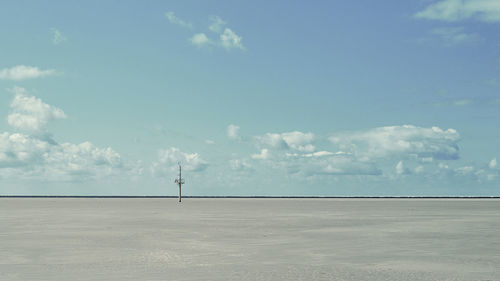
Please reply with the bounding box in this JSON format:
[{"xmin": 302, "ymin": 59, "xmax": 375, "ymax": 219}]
[{"xmin": 0, "ymin": 198, "xmax": 499, "ymax": 281}]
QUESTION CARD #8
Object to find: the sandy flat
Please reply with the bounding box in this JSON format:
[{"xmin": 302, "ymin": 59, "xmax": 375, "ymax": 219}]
[{"xmin": 0, "ymin": 198, "xmax": 499, "ymax": 280}]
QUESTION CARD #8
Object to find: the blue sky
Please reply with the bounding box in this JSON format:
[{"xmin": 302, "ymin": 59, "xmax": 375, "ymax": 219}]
[{"xmin": 1, "ymin": 0, "xmax": 499, "ymax": 196}]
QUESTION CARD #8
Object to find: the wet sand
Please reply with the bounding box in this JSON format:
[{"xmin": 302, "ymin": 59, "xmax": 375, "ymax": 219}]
[{"xmin": 1, "ymin": 198, "xmax": 499, "ymax": 280}]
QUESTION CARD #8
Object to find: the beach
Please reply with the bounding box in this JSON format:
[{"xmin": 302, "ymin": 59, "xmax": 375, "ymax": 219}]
[{"xmin": 1, "ymin": 198, "xmax": 499, "ymax": 280}]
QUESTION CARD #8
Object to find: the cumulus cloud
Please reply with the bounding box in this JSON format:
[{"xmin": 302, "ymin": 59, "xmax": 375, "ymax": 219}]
[
  {"xmin": 0, "ymin": 132, "xmax": 125, "ymax": 180},
  {"xmin": 50, "ymin": 28, "xmax": 67, "ymax": 45},
  {"xmin": 395, "ymin": 161, "xmax": 411, "ymax": 175},
  {"xmin": 252, "ymin": 130, "xmax": 383, "ymax": 176},
  {"xmin": 329, "ymin": 125, "xmax": 460, "ymax": 161},
  {"xmin": 285, "ymin": 152, "xmax": 381, "ymax": 176},
  {"xmin": 209, "ymin": 15, "xmax": 226, "ymax": 33},
  {"xmin": 7, "ymin": 87, "xmax": 66, "ymax": 135},
  {"xmin": 207, "ymin": 15, "xmax": 244, "ymax": 51},
  {"xmin": 0, "ymin": 65, "xmax": 56, "ymax": 81},
  {"xmin": 0, "ymin": 89, "xmax": 132, "ymax": 181},
  {"xmin": 455, "ymin": 165, "xmax": 475, "ymax": 175},
  {"xmin": 415, "ymin": 0, "xmax": 500, "ymax": 22},
  {"xmin": 246, "ymin": 125, "xmax": 475, "ymax": 180},
  {"xmin": 165, "ymin": 11, "xmax": 193, "ymax": 29},
  {"xmin": 321, "ymin": 155, "xmax": 381, "ymax": 175},
  {"xmin": 190, "ymin": 33, "xmax": 212, "ymax": 47},
  {"xmin": 220, "ymin": 28, "xmax": 245, "ymax": 50},
  {"xmin": 170, "ymin": 14, "xmax": 244, "ymax": 52},
  {"xmin": 243, "ymin": 125, "xmax": 498, "ymax": 183},
  {"xmin": 229, "ymin": 159, "xmax": 252, "ymax": 171},
  {"xmin": 490, "ymin": 158, "xmax": 497, "ymax": 169},
  {"xmin": 256, "ymin": 133, "xmax": 287, "ymax": 149},
  {"xmin": 256, "ymin": 131, "xmax": 315, "ymax": 152},
  {"xmin": 251, "ymin": 149, "xmax": 269, "ymax": 160},
  {"xmin": 413, "ymin": 158, "xmax": 500, "ymax": 183},
  {"xmin": 152, "ymin": 147, "xmax": 208, "ymax": 177},
  {"xmin": 227, "ymin": 124, "xmax": 240, "ymax": 140}
]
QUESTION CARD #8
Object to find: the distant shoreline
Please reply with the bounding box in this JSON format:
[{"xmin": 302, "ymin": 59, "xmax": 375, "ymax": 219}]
[{"xmin": 1, "ymin": 196, "xmax": 499, "ymax": 199}]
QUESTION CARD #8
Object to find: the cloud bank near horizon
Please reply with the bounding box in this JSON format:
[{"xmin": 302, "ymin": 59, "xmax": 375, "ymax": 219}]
[{"xmin": 0, "ymin": 87, "xmax": 135, "ymax": 181}]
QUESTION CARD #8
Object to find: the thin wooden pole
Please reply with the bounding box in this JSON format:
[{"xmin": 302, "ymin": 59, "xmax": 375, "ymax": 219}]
[
  {"xmin": 178, "ymin": 164, "xmax": 182, "ymax": 202},
  {"xmin": 175, "ymin": 163, "xmax": 184, "ymax": 203}
]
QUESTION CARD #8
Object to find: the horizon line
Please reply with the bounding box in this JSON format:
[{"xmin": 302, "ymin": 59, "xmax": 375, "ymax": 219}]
[{"xmin": 1, "ymin": 195, "xmax": 500, "ymax": 199}]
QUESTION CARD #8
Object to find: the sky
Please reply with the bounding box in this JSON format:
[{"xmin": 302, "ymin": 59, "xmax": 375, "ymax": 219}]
[{"xmin": 0, "ymin": 0, "xmax": 499, "ymax": 196}]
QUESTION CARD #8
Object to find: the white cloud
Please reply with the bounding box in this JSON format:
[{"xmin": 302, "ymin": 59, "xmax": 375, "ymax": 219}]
[
  {"xmin": 321, "ymin": 157, "xmax": 381, "ymax": 176},
  {"xmin": 289, "ymin": 153, "xmax": 381, "ymax": 176},
  {"xmin": 0, "ymin": 90, "xmax": 132, "ymax": 181},
  {"xmin": 209, "ymin": 15, "xmax": 226, "ymax": 33},
  {"xmin": 421, "ymin": 157, "xmax": 434, "ymax": 163},
  {"xmin": 258, "ymin": 148, "xmax": 380, "ymax": 176},
  {"xmin": 50, "ymin": 28, "xmax": 67, "ymax": 45},
  {"xmin": 0, "ymin": 132, "xmax": 48, "ymax": 168},
  {"xmin": 205, "ymin": 139, "xmax": 215, "ymax": 145},
  {"xmin": 0, "ymin": 132, "xmax": 127, "ymax": 180},
  {"xmin": 490, "ymin": 158, "xmax": 497, "ymax": 169},
  {"xmin": 7, "ymin": 87, "xmax": 66, "ymax": 134},
  {"xmin": 229, "ymin": 159, "xmax": 252, "ymax": 171},
  {"xmin": 396, "ymin": 161, "xmax": 411, "ymax": 175},
  {"xmin": 0, "ymin": 65, "xmax": 56, "ymax": 81},
  {"xmin": 415, "ymin": 0, "xmax": 500, "ymax": 22},
  {"xmin": 257, "ymin": 133, "xmax": 287, "ymax": 149},
  {"xmin": 253, "ymin": 130, "xmax": 382, "ymax": 176},
  {"xmin": 414, "ymin": 165, "xmax": 425, "ymax": 174},
  {"xmin": 245, "ymin": 125, "xmax": 493, "ymax": 181},
  {"xmin": 286, "ymin": 151, "xmax": 341, "ymax": 158},
  {"xmin": 281, "ymin": 132, "xmax": 315, "ymax": 152},
  {"xmin": 304, "ymin": 151, "xmax": 335, "ymax": 157},
  {"xmin": 454, "ymin": 165, "xmax": 475, "ymax": 175},
  {"xmin": 439, "ymin": 162, "xmax": 449, "ymax": 170},
  {"xmin": 244, "ymin": 126, "xmax": 499, "ymax": 182},
  {"xmin": 174, "ymin": 14, "xmax": 244, "ymax": 52},
  {"xmin": 220, "ymin": 28, "xmax": 245, "ymax": 50},
  {"xmin": 165, "ymin": 11, "xmax": 193, "ymax": 29},
  {"xmin": 430, "ymin": 27, "xmax": 479, "ymax": 45},
  {"xmin": 190, "ymin": 33, "xmax": 212, "ymax": 47},
  {"xmin": 251, "ymin": 149, "xmax": 269, "ymax": 160},
  {"xmin": 329, "ymin": 125, "xmax": 460, "ymax": 161},
  {"xmin": 227, "ymin": 124, "xmax": 240, "ymax": 140},
  {"xmin": 421, "ymin": 160, "xmax": 499, "ymax": 182},
  {"xmin": 208, "ymin": 16, "xmax": 245, "ymax": 51},
  {"xmin": 152, "ymin": 147, "xmax": 208, "ymax": 177},
  {"xmin": 256, "ymin": 131, "xmax": 315, "ymax": 152}
]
